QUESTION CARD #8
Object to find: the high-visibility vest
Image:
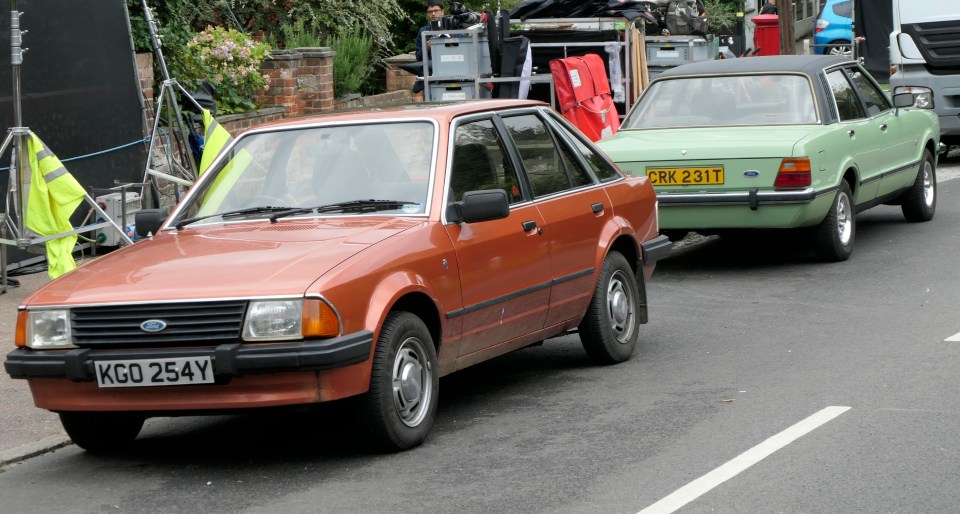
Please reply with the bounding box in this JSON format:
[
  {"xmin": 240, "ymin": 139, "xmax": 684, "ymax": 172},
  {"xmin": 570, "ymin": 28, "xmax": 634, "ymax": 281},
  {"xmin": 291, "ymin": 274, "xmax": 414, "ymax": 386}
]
[
  {"xmin": 23, "ymin": 133, "xmax": 87, "ymax": 279},
  {"xmin": 199, "ymin": 108, "xmax": 234, "ymax": 175}
]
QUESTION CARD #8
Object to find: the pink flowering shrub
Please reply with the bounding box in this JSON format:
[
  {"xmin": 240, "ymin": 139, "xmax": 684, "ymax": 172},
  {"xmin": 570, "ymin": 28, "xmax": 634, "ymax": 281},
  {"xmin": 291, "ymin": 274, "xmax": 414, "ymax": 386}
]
[{"xmin": 179, "ymin": 26, "xmax": 271, "ymax": 114}]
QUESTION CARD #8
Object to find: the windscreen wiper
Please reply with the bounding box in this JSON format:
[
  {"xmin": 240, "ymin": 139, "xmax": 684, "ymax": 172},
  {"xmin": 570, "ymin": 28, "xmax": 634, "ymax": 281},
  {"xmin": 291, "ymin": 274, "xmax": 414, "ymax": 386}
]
[
  {"xmin": 175, "ymin": 206, "xmax": 295, "ymax": 230},
  {"xmin": 269, "ymin": 199, "xmax": 418, "ymax": 223}
]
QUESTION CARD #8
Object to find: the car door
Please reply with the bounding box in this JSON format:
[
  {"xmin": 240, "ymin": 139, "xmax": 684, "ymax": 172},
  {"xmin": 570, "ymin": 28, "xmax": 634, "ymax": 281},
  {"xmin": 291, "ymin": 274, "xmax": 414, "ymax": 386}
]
[
  {"xmin": 844, "ymin": 66, "xmax": 916, "ymax": 196},
  {"xmin": 443, "ymin": 116, "xmax": 551, "ymax": 358},
  {"xmin": 825, "ymin": 68, "xmax": 884, "ymax": 203},
  {"xmin": 499, "ymin": 109, "xmax": 611, "ymax": 327}
]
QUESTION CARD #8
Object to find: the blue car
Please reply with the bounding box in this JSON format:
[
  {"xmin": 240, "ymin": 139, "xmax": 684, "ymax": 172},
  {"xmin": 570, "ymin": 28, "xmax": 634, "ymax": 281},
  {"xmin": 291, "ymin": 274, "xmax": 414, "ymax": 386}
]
[{"xmin": 814, "ymin": 0, "xmax": 853, "ymax": 55}]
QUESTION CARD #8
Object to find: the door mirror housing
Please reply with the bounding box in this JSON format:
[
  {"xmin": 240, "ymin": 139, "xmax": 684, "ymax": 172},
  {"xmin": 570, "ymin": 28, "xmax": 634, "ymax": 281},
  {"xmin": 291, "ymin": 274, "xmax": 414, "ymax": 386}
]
[
  {"xmin": 448, "ymin": 189, "xmax": 509, "ymax": 224},
  {"xmin": 134, "ymin": 208, "xmax": 168, "ymax": 237},
  {"xmin": 892, "ymin": 93, "xmax": 915, "ymax": 109}
]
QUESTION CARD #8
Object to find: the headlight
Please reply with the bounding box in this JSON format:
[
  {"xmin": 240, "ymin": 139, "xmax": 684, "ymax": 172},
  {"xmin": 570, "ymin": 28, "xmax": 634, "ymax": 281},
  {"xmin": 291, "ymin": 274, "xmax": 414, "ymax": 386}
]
[
  {"xmin": 243, "ymin": 300, "xmax": 303, "ymax": 341},
  {"xmin": 894, "ymin": 86, "xmax": 934, "ymax": 109},
  {"xmin": 24, "ymin": 310, "xmax": 76, "ymax": 349}
]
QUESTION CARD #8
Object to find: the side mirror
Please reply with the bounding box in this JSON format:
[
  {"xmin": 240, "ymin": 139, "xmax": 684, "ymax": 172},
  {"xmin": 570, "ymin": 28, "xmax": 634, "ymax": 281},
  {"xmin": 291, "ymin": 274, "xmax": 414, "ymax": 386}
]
[
  {"xmin": 449, "ymin": 189, "xmax": 509, "ymax": 224},
  {"xmin": 134, "ymin": 208, "xmax": 168, "ymax": 238},
  {"xmin": 892, "ymin": 93, "xmax": 915, "ymax": 109}
]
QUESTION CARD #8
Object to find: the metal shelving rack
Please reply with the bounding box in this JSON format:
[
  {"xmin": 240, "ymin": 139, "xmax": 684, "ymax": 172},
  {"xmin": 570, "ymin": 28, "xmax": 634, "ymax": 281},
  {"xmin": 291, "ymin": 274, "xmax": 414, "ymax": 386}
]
[
  {"xmin": 420, "ymin": 25, "xmax": 556, "ymax": 106},
  {"xmin": 509, "ymin": 17, "xmax": 642, "ymax": 115}
]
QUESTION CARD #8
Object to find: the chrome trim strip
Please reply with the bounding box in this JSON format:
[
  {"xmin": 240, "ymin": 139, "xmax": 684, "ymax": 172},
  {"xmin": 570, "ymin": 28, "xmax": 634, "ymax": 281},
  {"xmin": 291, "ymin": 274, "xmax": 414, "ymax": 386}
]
[
  {"xmin": 657, "ymin": 187, "xmax": 823, "ymax": 206},
  {"xmin": 860, "ymin": 159, "xmax": 921, "ymax": 185},
  {"xmin": 22, "ymin": 295, "xmax": 301, "ymax": 311}
]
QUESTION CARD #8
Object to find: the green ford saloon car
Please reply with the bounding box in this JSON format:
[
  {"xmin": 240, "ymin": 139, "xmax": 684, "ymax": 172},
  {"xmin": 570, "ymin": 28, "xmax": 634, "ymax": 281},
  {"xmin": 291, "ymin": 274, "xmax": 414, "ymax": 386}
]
[{"xmin": 598, "ymin": 55, "xmax": 941, "ymax": 261}]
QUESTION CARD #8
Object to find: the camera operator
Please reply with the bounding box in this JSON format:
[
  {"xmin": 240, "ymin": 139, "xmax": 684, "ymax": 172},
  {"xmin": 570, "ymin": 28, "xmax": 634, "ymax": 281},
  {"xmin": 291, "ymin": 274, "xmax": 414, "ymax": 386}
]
[{"xmin": 415, "ymin": 0, "xmax": 445, "ymax": 62}]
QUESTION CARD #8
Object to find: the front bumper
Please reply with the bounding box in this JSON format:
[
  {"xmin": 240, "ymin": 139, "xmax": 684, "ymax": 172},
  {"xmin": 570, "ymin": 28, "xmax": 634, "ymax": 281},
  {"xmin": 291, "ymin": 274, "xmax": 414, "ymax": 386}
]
[
  {"xmin": 4, "ymin": 331, "xmax": 373, "ymax": 382},
  {"xmin": 641, "ymin": 234, "xmax": 673, "ymax": 263}
]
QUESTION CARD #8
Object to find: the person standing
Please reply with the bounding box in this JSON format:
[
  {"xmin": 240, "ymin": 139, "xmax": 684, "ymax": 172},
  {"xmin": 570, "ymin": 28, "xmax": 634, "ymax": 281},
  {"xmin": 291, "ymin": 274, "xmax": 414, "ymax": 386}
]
[
  {"xmin": 760, "ymin": 0, "xmax": 778, "ymax": 15},
  {"xmin": 413, "ymin": 0, "xmax": 445, "ymax": 97},
  {"xmin": 415, "ymin": 0, "xmax": 445, "ymax": 62}
]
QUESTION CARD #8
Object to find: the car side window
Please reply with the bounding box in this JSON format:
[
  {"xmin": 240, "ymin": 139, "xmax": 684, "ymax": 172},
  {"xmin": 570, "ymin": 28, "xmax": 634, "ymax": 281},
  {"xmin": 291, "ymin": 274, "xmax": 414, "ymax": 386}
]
[
  {"xmin": 544, "ymin": 110, "xmax": 620, "ymax": 182},
  {"xmin": 501, "ymin": 114, "xmax": 574, "ymax": 197},
  {"xmin": 845, "ymin": 68, "xmax": 891, "ymax": 117},
  {"xmin": 826, "ymin": 70, "xmax": 865, "ymax": 121},
  {"xmin": 448, "ymin": 119, "xmax": 523, "ymax": 205},
  {"xmin": 553, "ymin": 131, "xmax": 594, "ymax": 188}
]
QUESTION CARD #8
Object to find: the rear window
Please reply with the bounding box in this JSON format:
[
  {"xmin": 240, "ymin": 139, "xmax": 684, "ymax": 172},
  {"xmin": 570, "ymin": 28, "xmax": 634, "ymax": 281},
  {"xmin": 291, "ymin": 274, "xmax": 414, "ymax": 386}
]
[
  {"xmin": 833, "ymin": 0, "xmax": 852, "ymax": 18},
  {"xmin": 623, "ymin": 74, "xmax": 818, "ymax": 129}
]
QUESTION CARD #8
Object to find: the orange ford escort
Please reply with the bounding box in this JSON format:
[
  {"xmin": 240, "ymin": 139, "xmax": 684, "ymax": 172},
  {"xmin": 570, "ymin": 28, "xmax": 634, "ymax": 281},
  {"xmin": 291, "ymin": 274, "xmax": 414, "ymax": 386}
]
[{"xmin": 5, "ymin": 100, "xmax": 671, "ymax": 452}]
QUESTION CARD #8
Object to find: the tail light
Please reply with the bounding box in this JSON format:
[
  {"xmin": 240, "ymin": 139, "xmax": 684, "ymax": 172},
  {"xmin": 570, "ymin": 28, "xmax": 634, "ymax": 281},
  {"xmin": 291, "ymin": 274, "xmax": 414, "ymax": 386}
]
[
  {"xmin": 815, "ymin": 19, "xmax": 829, "ymax": 33},
  {"xmin": 774, "ymin": 158, "xmax": 811, "ymax": 188}
]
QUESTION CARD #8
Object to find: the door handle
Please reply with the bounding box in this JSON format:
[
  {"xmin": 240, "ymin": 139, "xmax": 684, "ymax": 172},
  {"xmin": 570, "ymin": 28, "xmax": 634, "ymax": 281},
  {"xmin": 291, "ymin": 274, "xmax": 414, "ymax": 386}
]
[
  {"xmin": 880, "ymin": 124, "xmax": 888, "ymax": 131},
  {"xmin": 591, "ymin": 202, "xmax": 604, "ymax": 214},
  {"xmin": 848, "ymin": 130, "xmax": 856, "ymax": 138},
  {"xmin": 521, "ymin": 220, "xmax": 537, "ymax": 232}
]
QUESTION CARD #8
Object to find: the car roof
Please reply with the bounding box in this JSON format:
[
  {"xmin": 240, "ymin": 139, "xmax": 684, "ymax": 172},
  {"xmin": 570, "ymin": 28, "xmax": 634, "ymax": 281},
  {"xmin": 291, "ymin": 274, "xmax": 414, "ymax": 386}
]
[
  {"xmin": 657, "ymin": 55, "xmax": 853, "ymax": 79},
  {"xmin": 249, "ymin": 99, "xmax": 547, "ymax": 131}
]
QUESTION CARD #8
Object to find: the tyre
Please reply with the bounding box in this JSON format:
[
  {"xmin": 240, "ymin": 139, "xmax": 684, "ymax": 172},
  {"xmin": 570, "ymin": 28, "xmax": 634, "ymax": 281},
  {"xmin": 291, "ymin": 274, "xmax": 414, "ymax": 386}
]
[
  {"xmin": 361, "ymin": 311, "xmax": 439, "ymax": 452},
  {"xmin": 59, "ymin": 411, "xmax": 145, "ymax": 453},
  {"xmin": 579, "ymin": 251, "xmax": 641, "ymax": 365},
  {"xmin": 901, "ymin": 149, "xmax": 936, "ymax": 222},
  {"xmin": 812, "ymin": 181, "xmax": 855, "ymax": 262}
]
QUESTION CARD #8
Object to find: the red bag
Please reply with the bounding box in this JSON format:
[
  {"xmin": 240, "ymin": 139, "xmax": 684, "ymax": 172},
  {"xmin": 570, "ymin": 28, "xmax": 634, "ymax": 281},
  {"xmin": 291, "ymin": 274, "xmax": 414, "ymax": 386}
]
[{"xmin": 549, "ymin": 54, "xmax": 620, "ymax": 142}]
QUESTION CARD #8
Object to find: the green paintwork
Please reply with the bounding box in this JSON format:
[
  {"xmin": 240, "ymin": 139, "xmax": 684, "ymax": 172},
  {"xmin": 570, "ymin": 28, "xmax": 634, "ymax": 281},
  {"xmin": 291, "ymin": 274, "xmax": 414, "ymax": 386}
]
[{"xmin": 598, "ymin": 109, "xmax": 939, "ymax": 231}]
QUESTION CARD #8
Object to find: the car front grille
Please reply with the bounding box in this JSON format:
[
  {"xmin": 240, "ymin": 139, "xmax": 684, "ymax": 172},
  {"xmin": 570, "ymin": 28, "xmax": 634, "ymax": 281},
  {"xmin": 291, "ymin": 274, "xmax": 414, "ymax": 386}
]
[{"xmin": 71, "ymin": 301, "xmax": 247, "ymax": 348}]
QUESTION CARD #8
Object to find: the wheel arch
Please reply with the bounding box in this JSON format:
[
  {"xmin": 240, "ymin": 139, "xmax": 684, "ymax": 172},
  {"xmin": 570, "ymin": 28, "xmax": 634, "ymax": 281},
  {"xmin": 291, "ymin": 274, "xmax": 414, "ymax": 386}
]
[
  {"xmin": 606, "ymin": 234, "xmax": 648, "ymax": 324},
  {"xmin": 390, "ymin": 292, "xmax": 442, "ymax": 353}
]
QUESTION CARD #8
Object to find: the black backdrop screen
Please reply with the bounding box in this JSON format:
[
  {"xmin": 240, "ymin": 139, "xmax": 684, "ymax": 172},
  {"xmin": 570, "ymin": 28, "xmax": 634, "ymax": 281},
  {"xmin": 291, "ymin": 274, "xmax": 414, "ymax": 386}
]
[
  {"xmin": 855, "ymin": 0, "xmax": 892, "ymax": 81},
  {"xmin": 0, "ymin": 1, "xmax": 146, "ymax": 265}
]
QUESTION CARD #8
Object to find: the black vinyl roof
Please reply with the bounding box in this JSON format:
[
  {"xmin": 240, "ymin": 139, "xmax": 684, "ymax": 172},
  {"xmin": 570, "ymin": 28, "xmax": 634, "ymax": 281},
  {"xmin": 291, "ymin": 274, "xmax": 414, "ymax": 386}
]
[{"xmin": 658, "ymin": 55, "xmax": 854, "ymax": 79}]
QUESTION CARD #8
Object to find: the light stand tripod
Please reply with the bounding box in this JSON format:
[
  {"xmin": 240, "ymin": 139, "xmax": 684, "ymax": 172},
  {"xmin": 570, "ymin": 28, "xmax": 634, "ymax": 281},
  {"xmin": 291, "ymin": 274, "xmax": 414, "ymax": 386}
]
[
  {"xmin": 139, "ymin": 0, "xmax": 206, "ymax": 206},
  {"xmin": 0, "ymin": 1, "xmax": 132, "ymax": 291}
]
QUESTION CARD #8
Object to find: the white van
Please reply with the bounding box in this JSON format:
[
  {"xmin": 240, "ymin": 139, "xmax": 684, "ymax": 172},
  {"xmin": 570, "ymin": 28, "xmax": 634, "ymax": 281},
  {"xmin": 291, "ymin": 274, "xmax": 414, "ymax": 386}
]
[{"xmin": 889, "ymin": 0, "xmax": 960, "ymax": 146}]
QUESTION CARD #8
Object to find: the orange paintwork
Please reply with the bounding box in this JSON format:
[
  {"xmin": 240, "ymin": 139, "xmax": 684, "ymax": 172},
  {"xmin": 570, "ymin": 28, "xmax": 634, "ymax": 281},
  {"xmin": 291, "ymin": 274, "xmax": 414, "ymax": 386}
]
[{"xmin": 14, "ymin": 100, "xmax": 661, "ymax": 415}]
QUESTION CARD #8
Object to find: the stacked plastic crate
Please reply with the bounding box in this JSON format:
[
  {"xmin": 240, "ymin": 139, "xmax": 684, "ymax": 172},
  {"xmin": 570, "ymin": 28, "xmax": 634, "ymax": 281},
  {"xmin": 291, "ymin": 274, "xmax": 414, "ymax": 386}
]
[
  {"xmin": 425, "ymin": 30, "xmax": 493, "ymax": 101},
  {"xmin": 645, "ymin": 34, "xmax": 719, "ymax": 82}
]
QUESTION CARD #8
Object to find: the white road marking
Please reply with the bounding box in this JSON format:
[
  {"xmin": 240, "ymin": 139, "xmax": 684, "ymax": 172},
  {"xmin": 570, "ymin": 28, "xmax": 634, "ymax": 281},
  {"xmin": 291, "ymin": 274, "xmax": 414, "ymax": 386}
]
[
  {"xmin": 938, "ymin": 166, "xmax": 960, "ymax": 183},
  {"xmin": 946, "ymin": 332, "xmax": 960, "ymax": 342},
  {"xmin": 637, "ymin": 406, "xmax": 852, "ymax": 514}
]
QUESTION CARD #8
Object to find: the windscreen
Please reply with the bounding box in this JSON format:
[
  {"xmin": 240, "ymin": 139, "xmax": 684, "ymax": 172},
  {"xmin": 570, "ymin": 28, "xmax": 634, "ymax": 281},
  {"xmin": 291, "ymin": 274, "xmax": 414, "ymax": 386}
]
[{"xmin": 176, "ymin": 121, "xmax": 435, "ymax": 224}]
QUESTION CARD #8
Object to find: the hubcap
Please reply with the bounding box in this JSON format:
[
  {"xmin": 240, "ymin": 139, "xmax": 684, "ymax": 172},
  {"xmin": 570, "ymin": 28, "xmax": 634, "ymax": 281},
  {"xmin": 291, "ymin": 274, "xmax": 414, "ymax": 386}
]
[
  {"xmin": 836, "ymin": 191, "xmax": 852, "ymax": 245},
  {"xmin": 829, "ymin": 45, "xmax": 851, "ymax": 57},
  {"xmin": 606, "ymin": 270, "xmax": 636, "ymax": 344},
  {"xmin": 922, "ymin": 161, "xmax": 935, "ymax": 207},
  {"xmin": 392, "ymin": 337, "xmax": 432, "ymax": 428}
]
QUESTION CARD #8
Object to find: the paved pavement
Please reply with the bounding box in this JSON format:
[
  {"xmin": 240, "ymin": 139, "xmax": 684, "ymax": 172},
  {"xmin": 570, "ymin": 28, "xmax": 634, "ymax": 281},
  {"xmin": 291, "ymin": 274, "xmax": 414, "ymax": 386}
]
[{"xmin": 0, "ymin": 264, "xmax": 73, "ymax": 468}]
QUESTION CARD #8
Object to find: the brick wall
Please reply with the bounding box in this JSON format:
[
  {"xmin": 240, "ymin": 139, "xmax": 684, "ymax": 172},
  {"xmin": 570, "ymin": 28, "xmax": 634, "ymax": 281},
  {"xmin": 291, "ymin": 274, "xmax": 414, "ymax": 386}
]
[
  {"xmin": 384, "ymin": 53, "xmax": 418, "ymax": 93},
  {"xmin": 132, "ymin": 47, "xmax": 430, "ymax": 140},
  {"xmin": 136, "ymin": 52, "xmax": 155, "ymax": 135}
]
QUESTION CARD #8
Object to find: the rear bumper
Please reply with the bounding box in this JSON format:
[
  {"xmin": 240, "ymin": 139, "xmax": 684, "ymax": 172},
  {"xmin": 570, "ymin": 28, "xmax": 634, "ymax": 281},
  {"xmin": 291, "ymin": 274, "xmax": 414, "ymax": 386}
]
[{"xmin": 4, "ymin": 331, "xmax": 373, "ymax": 382}]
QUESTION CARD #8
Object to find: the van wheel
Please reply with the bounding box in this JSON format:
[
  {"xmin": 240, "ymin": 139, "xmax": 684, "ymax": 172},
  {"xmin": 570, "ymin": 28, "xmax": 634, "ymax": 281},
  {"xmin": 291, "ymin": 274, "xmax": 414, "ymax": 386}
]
[
  {"xmin": 901, "ymin": 149, "xmax": 936, "ymax": 222},
  {"xmin": 812, "ymin": 182, "xmax": 855, "ymax": 262},
  {"xmin": 59, "ymin": 412, "xmax": 145, "ymax": 452},
  {"xmin": 362, "ymin": 311, "xmax": 438, "ymax": 452},
  {"xmin": 579, "ymin": 251, "xmax": 640, "ymax": 365}
]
